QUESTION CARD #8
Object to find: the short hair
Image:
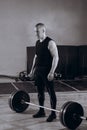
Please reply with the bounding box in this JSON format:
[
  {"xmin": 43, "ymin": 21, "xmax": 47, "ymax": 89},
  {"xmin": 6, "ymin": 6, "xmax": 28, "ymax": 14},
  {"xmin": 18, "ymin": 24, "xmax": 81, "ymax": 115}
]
[
  {"xmin": 35, "ymin": 23, "xmax": 46, "ymax": 33},
  {"xmin": 35, "ymin": 23, "xmax": 45, "ymax": 28}
]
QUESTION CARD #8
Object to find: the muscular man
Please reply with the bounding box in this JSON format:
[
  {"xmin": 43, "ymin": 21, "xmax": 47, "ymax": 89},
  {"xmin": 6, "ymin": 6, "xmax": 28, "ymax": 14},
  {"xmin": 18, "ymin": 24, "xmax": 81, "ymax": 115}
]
[{"xmin": 29, "ymin": 23, "xmax": 59, "ymax": 122}]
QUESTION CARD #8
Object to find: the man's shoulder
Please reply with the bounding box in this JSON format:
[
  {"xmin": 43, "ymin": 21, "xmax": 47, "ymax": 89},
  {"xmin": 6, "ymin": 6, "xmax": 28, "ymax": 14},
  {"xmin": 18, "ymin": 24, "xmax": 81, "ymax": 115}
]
[
  {"xmin": 35, "ymin": 40, "xmax": 40, "ymax": 46},
  {"xmin": 48, "ymin": 39, "xmax": 57, "ymax": 50},
  {"xmin": 46, "ymin": 36, "xmax": 52, "ymax": 41}
]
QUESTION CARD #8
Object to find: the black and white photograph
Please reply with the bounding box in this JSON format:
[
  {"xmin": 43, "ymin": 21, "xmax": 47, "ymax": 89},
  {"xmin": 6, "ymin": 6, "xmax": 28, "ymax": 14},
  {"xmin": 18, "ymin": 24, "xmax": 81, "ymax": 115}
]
[{"xmin": 0, "ymin": 0, "xmax": 87, "ymax": 130}]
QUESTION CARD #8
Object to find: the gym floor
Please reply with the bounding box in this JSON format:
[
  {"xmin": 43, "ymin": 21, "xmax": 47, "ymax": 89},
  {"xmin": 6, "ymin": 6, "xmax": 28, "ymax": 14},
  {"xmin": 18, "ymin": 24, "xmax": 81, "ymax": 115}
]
[{"xmin": 0, "ymin": 78, "xmax": 87, "ymax": 130}]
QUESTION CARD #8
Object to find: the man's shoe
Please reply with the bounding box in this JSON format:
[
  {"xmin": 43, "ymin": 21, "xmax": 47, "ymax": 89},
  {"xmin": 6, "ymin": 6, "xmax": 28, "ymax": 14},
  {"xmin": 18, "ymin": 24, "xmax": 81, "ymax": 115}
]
[
  {"xmin": 46, "ymin": 113, "xmax": 56, "ymax": 122},
  {"xmin": 33, "ymin": 110, "xmax": 46, "ymax": 118}
]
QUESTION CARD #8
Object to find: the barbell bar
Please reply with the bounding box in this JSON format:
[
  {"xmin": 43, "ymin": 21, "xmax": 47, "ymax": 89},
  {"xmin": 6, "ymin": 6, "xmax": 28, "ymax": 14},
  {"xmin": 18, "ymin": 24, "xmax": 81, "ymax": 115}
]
[
  {"xmin": 23, "ymin": 101, "xmax": 87, "ymax": 121},
  {"xmin": 8, "ymin": 90, "xmax": 87, "ymax": 130},
  {"xmin": 22, "ymin": 100, "xmax": 87, "ymax": 120}
]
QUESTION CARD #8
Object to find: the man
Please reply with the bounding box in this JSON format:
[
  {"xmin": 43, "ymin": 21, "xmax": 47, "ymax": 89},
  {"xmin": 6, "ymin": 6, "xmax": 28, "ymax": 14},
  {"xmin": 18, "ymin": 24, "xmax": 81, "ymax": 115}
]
[{"xmin": 29, "ymin": 23, "xmax": 59, "ymax": 122}]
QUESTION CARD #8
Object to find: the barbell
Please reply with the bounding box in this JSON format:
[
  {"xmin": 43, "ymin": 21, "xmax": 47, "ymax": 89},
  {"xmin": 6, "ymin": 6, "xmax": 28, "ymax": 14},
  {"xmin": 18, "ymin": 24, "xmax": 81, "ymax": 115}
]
[{"xmin": 8, "ymin": 89, "xmax": 87, "ymax": 130}]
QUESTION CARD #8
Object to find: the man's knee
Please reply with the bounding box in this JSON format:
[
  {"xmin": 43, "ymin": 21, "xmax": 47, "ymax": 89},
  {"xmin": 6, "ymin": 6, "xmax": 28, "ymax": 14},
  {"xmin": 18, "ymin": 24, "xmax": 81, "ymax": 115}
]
[{"xmin": 38, "ymin": 93, "xmax": 45, "ymax": 101}]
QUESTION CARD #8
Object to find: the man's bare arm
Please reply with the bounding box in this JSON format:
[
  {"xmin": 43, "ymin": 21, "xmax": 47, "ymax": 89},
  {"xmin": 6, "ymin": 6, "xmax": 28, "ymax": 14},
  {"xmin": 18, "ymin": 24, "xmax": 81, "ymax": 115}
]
[
  {"xmin": 29, "ymin": 54, "xmax": 37, "ymax": 76},
  {"xmin": 47, "ymin": 40, "xmax": 59, "ymax": 81}
]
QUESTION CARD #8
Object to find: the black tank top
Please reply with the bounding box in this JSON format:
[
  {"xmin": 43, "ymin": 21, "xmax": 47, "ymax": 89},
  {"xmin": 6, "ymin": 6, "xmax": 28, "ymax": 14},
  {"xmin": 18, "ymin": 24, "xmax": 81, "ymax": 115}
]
[{"xmin": 35, "ymin": 37, "xmax": 52, "ymax": 69}]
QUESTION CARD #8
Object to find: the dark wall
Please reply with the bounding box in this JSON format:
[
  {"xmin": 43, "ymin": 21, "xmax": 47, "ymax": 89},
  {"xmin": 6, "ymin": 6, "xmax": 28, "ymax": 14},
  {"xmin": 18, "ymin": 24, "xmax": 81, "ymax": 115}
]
[
  {"xmin": 27, "ymin": 45, "xmax": 87, "ymax": 79},
  {"xmin": 56, "ymin": 46, "xmax": 79, "ymax": 79},
  {"xmin": 78, "ymin": 46, "xmax": 87, "ymax": 76}
]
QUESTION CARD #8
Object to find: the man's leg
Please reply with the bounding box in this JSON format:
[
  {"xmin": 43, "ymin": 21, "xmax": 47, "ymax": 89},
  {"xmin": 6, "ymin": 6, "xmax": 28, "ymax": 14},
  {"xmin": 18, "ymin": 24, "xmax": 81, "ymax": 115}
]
[
  {"xmin": 46, "ymin": 80, "xmax": 57, "ymax": 122},
  {"xmin": 33, "ymin": 75, "xmax": 46, "ymax": 118}
]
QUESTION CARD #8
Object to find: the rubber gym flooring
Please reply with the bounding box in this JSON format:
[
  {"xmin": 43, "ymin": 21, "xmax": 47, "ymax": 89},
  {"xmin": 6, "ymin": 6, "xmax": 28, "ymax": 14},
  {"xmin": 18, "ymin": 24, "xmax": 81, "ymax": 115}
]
[{"xmin": 0, "ymin": 79, "xmax": 87, "ymax": 130}]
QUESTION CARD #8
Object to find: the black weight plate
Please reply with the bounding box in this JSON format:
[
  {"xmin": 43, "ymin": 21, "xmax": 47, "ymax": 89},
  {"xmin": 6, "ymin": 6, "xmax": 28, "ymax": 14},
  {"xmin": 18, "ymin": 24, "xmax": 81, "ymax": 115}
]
[
  {"xmin": 63, "ymin": 102, "xmax": 84, "ymax": 130},
  {"xmin": 59, "ymin": 101, "xmax": 73, "ymax": 126},
  {"xmin": 9, "ymin": 90, "xmax": 30, "ymax": 113},
  {"xmin": 9, "ymin": 93, "xmax": 13, "ymax": 110}
]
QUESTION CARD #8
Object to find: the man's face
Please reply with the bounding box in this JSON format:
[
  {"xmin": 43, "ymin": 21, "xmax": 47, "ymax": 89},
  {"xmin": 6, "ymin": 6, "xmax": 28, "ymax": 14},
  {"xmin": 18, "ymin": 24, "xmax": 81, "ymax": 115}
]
[{"xmin": 35, "ymin": 26, "xmax": 45, "ymax": 40}]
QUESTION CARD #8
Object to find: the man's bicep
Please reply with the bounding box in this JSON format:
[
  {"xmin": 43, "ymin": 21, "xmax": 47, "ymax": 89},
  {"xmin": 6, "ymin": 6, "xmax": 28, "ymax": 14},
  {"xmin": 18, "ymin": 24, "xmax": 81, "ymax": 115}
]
[{"xmin": 48, "ymin": 40, "xmax": 58, "ymax": 57}]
